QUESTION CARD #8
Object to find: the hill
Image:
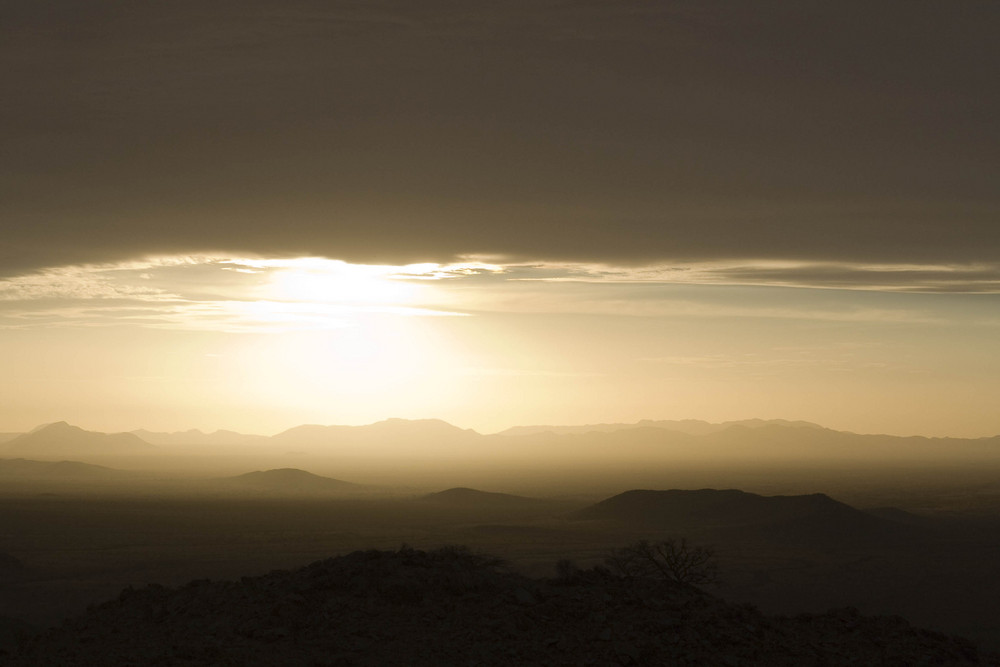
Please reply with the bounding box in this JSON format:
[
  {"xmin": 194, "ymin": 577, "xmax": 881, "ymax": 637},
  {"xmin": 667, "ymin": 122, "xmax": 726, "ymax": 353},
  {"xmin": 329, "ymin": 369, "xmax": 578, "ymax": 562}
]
[
  {"xmin": 420, "ymin": 487, "xmax": 541, "ymax": 507},
  {"xmin": 1, "ymin": 423, "xmax": 153, "ymax": 459},
  {"xmin": 6, "ymin": 546, "xmax": 993, "ymax": 665},
  {"xmin": 0, "ymin": 552, "xmax": 25, "ymax": 576},
  {"xmin": 573, "ymin": 488, "xmax": 852, "ymax": 525},
  {"xmin": 0, "ymin": 458, "xmax": 126, "ymax": 481},
  {"xmin": 571, "ymin": 488, "xmax": 908, "ymax": 546},
  {"xmin": 219, "ymin": 468, "xmax": 358, "ymax": 494}
]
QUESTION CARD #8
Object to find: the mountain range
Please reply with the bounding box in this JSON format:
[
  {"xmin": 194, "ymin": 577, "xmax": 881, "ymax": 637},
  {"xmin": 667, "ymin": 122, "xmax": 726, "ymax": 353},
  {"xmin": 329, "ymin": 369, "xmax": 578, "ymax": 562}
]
[
  {"xmin": 270, "ymin": 418, "xmax": 478, "ymax": 456},
  {"xmin": 498, "ymin": 418, "xmax": 825, "ymax": 437},
  {"xmin": 2, "ymin": 418, "xmax": 998, "ymax": 465},
  {"xmin": 131, "ymin": 429, "xmax": 268, "ymax": 448}
]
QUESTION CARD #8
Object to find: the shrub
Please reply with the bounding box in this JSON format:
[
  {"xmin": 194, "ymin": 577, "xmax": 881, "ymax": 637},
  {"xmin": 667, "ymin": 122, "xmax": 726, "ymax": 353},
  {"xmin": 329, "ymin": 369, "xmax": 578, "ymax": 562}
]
[{"xmin": 605, "ymin": 538, "xmax": 718, "ymax": 586}]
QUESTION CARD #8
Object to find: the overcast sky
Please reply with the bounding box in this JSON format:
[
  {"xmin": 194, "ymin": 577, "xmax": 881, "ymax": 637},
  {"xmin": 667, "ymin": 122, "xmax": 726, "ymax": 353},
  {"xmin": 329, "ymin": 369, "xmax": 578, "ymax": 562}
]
[{"xmin": 4, "ymin": 0, "xmax": 998, "ymax": 275}]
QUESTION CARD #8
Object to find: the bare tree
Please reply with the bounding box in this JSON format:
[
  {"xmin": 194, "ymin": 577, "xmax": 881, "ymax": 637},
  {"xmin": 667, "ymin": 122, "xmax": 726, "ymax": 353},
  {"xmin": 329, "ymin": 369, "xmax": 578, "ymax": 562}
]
[{"xmin": 605, "ymin": 538, "xmax": 718, "ymax": 586}]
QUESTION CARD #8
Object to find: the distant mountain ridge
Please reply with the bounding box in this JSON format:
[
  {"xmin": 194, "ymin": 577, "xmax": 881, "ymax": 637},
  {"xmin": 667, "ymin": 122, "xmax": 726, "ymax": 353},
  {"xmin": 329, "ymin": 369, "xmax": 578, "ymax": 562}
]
[
  {"xmin": 271, "ymin": 418, "xmax": 479, "ymax": 456},
  {"xmin": 498, "ymin": 418, "xmax": 824, "ymax": 437},
  {"xmin": 0, "ymin": 422, "xmax": 153, "ymax": 459},
  {"xmin": 0, "ymin": 458, "xmax": 126, "ymax": 481},
  {"xmin": 4, "ymin": 418, "xmax": 999, "ymax": 464},
  {"xmin": 491, "ymin": 423, "xmax": 1000, "ymax": 463},
  {"xmin": 131, "ymin": 428, "xmax": 268, "ymax": 447},
  {"xmin": 275, "ymin": 418, "xmax": 476, "ymax": 439}
]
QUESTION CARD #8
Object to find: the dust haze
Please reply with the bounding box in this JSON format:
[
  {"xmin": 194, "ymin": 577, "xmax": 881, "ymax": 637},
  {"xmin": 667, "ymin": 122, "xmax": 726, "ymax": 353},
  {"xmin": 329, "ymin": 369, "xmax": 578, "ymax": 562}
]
[{"xmin": 3, "ymin": 417, "xmax": 1000, "ymax": 659}]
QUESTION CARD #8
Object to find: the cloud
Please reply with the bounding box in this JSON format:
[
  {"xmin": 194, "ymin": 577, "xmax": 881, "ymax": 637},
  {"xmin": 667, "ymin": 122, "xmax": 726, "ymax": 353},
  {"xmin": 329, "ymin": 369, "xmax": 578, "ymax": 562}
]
[
  {"xmin": 2, "ymin": 1, "xmax": 998, "ymax": 275},
  {"xmin": 4, "ymin": 254, "xmax": 998, "ymax": 332},
  {"xmin": 0, "ymin": 257, "xmax": 469, "ymax": 332},
  {"xmin": 508, "ymin": 261, "xmax": 1000, "ymax": 294}
]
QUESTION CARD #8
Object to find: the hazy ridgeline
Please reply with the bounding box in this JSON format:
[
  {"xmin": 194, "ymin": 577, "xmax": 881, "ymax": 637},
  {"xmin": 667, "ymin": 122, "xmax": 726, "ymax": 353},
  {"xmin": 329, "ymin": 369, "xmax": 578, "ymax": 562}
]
[
  {"xmin": 3, "ymin": 419, "xmax": 1000, "ymax": 497},
  {"xmin": 2, "ymin": 418, "xmax": 1000, "ymax": 656}
]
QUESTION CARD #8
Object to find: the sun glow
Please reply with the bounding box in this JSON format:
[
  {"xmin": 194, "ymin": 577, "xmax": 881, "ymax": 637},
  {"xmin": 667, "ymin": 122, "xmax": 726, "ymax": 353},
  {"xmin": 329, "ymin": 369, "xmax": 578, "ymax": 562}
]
[
  {"xmin": 220, "ymin": 258, "xmax": 473, "ymax": 418},
  {"xmin": 226, "ymin": 316, "xmax": 471, "ymax": 425},
  {"xmin": 265, "ymin": 260, "xmax": 422, "ymax": 306}
]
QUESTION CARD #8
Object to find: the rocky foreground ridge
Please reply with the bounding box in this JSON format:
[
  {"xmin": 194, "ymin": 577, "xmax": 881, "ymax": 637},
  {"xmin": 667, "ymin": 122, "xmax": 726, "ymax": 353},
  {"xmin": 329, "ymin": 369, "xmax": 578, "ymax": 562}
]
[{"xmin": 5, "ymin": 546, "xmax": 997, "ymax": 666}]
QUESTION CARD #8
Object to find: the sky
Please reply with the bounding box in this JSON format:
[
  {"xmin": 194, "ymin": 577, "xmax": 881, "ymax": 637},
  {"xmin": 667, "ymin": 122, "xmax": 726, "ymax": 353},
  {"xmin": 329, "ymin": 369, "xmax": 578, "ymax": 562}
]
[{"xmin": 2, "ymin": 1, "xmax": 999, "ymax": 437}]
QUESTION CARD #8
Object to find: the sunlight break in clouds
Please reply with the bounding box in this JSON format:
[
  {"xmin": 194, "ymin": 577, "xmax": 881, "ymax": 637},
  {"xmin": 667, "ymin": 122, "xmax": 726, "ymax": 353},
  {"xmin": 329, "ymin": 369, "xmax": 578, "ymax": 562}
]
[
  {"xmin": 3, "ymin": 255, "xmax": 999, "ymax": 333},
  {"xmin": 2, "ymin": 256, "xmax": 998, "ymax": 334},
  {"xmin": 0, "ymin": 257, "xmax": 502, "ymax": 332}
]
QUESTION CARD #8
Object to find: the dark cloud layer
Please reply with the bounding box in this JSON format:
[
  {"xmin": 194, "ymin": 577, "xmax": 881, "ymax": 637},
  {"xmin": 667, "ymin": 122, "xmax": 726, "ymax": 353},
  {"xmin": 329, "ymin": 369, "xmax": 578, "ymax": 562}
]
[{"xmin": 3, "ymin": 0, "xmax": 998, "ymax": 275}]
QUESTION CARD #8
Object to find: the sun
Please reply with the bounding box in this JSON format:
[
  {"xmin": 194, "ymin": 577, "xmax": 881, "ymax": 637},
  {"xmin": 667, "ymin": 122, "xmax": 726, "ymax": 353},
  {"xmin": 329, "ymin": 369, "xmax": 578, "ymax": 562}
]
[{"xmin": 265, "ymin": 259, "xmax": 421, "ymax": 307}]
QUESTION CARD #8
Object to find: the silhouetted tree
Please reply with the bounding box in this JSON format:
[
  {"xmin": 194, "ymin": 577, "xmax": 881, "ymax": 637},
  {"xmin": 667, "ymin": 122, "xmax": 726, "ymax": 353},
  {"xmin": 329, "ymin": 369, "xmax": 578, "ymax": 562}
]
[{"xmin": 605, "ymin": 538, "xmax": 718, "ymax": 586}]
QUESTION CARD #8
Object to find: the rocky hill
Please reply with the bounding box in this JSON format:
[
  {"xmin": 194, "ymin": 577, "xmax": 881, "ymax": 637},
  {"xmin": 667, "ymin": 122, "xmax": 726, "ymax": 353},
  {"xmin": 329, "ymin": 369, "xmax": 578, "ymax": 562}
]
[{"xmin": 6, "ymin": 546, "xmax": 996, "ymax": 666}]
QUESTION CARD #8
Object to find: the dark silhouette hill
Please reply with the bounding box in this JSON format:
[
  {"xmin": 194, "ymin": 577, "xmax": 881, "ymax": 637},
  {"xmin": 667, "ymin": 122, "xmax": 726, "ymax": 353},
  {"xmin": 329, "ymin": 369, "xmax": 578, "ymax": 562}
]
[
  {"xmin": 6, "ymin": 546, "xmax": 993, "ymax": 666},
  {"xmin": 0, "ymin": 613, "xmax": 33, "ymax": 652},
  {"xmin": 571, "ymin": 489, "xmax": 911, "ymax": 546},
  {"xmin": 0, "ymin": 552, "xmax": 24, "ymax": 577},
  {"xmin": 420, "ymin": 487, "xmax": 541, "ymax": 507},
  {"xmin": 1, "ymin": 423, "xmax": 153, "ymax": 459},
  {"xmin": 862, "ymin": 506, "xmax": 941, "ymax": 528},
  {"xmin": 572, "ymin": 488, "xmax": 851, "ymax": 526},
  {"xmin": 219, "ymin": 468, "xmax": 358, "ymax": 494},
  {"xmin": 0, "ymin": 552, "xmax": 27, "ymax": 598},
  {"xmin": 0, "ymin": 458, "xmax": 126, "ymax": 481}
]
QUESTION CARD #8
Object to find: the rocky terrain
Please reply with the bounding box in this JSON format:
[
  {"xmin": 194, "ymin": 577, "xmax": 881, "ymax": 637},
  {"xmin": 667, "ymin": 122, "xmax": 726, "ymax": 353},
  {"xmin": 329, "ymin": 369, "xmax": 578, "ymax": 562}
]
[{"xmin": 5, "ymin": 546, "xmax": 996, "ymax": 666}]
